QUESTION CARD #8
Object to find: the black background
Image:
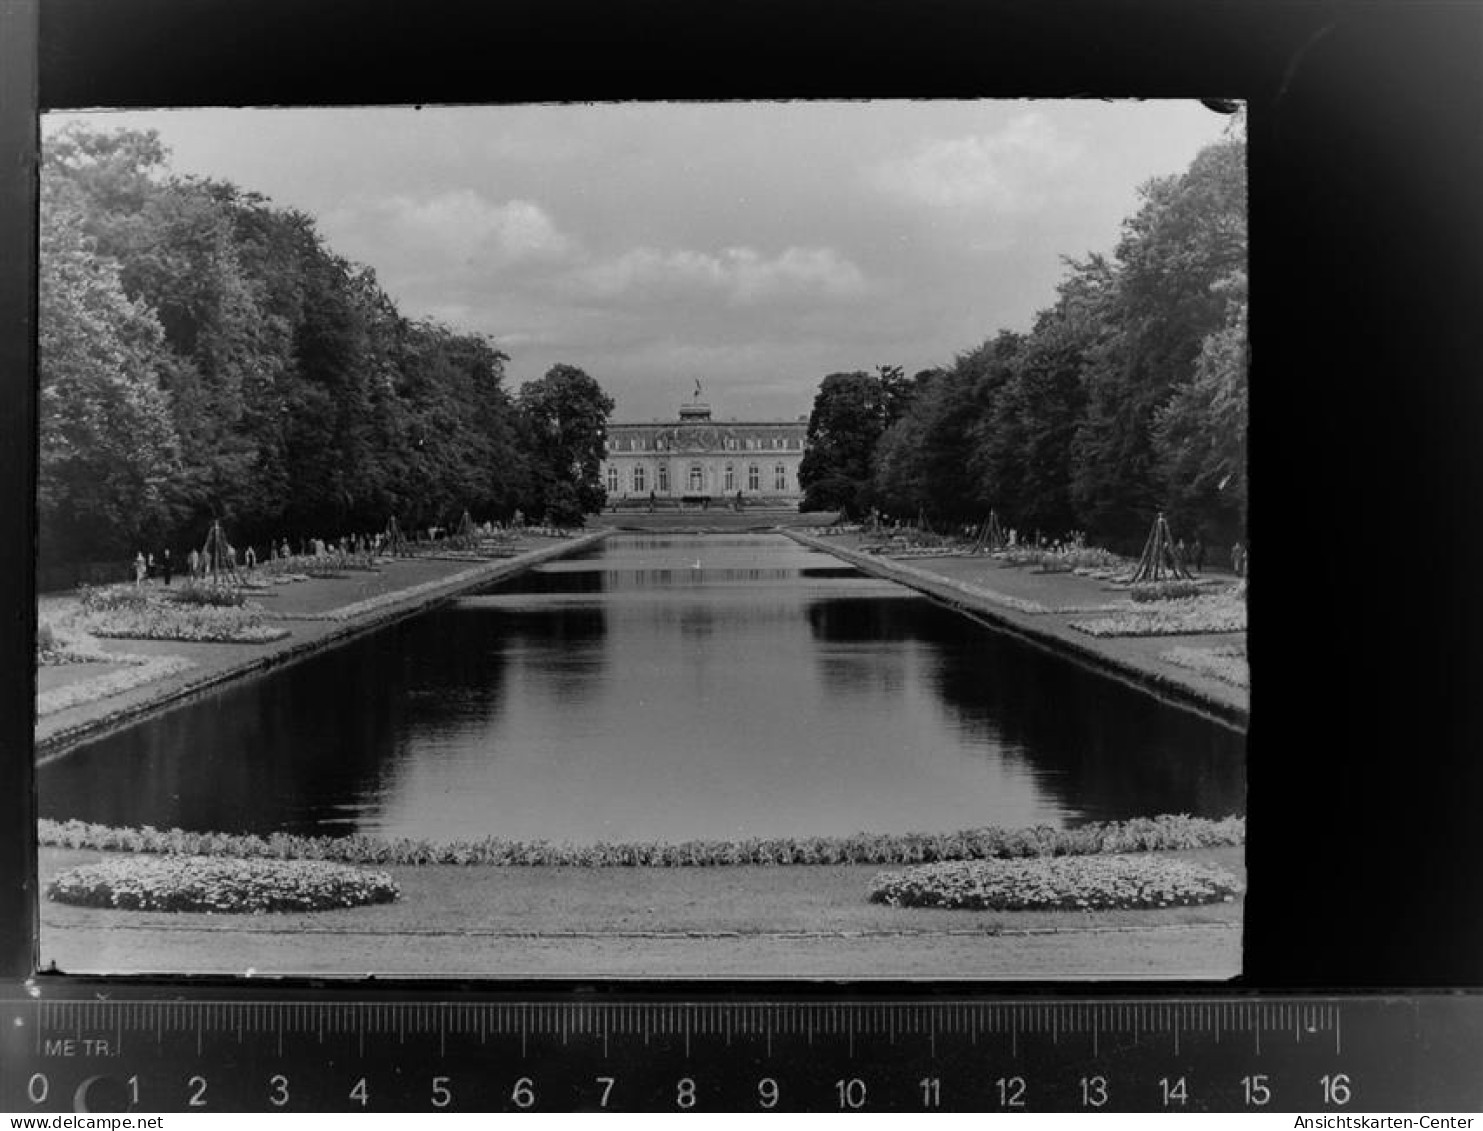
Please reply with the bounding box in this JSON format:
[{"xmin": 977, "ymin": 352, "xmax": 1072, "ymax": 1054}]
[{"xmin": 3, "ymin": 0, "xmax": 1481, "ymax": 997}]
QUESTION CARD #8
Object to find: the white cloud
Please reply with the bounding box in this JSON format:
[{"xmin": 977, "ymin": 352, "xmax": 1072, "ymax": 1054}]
[
  {"xmin": 326, "ymin": 191, "xmax": 574, "ymax": 269},
  {"xmin": 872, "ymin": 112, "xmax": 1082, "ymax": 211},
  {"xmin": 574, "ymin": 244, "xmax": 866, "ymax": 305}
]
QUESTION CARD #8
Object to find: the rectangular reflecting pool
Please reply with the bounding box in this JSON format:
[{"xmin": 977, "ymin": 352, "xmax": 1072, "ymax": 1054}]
[{"xmin": 40, "ymin": 533, "xmax": 1245, "ymax": 844}]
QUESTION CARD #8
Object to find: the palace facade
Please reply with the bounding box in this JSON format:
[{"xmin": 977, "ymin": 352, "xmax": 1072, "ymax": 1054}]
[{"xmin": 601, "ymin": 398, "xmax": 809, "ymax": 506}]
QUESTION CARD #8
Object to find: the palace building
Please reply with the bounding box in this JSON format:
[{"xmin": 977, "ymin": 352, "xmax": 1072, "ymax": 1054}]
[{"xmin": 601, "ymin": 393, "xmax": 809, "ymax": 507}]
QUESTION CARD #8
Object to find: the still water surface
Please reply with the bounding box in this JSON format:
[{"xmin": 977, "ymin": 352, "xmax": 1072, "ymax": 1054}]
[{"xmin": 41, "ymin": 534, "xmax": 1244, "ymax": 843}]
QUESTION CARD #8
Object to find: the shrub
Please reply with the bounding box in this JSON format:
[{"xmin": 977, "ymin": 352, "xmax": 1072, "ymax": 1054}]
[
  {"xmin": 869, "ymin": 855, "xmax": 1243, "ymax": 911},
  {"xmin": 47, "ymin": 856, "xmax": 398, "ymax": 913}
]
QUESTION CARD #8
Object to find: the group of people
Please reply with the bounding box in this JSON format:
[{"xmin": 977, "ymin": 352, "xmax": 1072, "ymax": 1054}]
[
  {"xmin": 1173, "ymin": 536, "xmax": 1208, "ymax": 574},
  {"xmin": 132, "ymin": 544, "xmax": 243, "ymax": 586},
  {"xmin": 132, "ymin": 549, "xmax": 173, "ymax": 586},
  {"xmin": 131, "ymin": 545, "xmax": 243, "ymax": 585}
]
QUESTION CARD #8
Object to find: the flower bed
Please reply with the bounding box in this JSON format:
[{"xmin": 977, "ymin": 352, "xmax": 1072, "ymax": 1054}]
[
  {"xmin": 1162, "ymin": 644, "xmax": 1249, "ymax": 688},
  {"xmin": 1130, "ymin": 580, "xmax": 1206, "ymax": 603},
  {"xmin": 77, "ymin": 584, "xmax": 151, "ymax": 613},
  {"xmin": 1070, "ymin": 592, "xmax": 1246, "ymax": 637},
  {"xmin": 38, "ymin": 814, "xmax": 1245, "ymax": 868},
  {"xmin": 869, "ymin": 855, "xmax": 1243, "ymax": 911},
  {"xmin": 47, "ymin": 856, "xmax": 399, "ymax": 913},
  {"xmin": 73, "ymin": 584, "xmax": 288, "ymax": 643},
  {"xmin": 84, "ymin": 605, "xmax": 289, "ymax": 643},
  {"xmin": 995, "ymin": 546, "xmax": 1127, "ymax": 572},
  {"xmin": 169, "ymin": 580, "xmax": 250, "ymax": 607}
]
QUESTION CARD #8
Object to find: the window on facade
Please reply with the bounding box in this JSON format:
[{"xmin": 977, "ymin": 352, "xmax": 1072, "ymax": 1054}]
[
  {"xmin": 632, "ymin": 465, "xmax": 646, "ymax": 493},
  {"xmin": 658, "ymin": 465, "xmax": 669, "ymax": 493},
  {"xmin": 689, "ymin": 465, "xmax": 704, "ymax": 492},
  {"xmin": 724, "ymin": 464, "xmax": 735, "ymax": 492},
  {"xmin": 748, "ymin": 464, "xmax": 760, "ymax": 492},
  {"xmin": 606, "ymin": 466, "xmax": 619, "ymax": 493},
  {"xmin": 774, "ymin": 464, "xmax": 787, "ymax": 491}
]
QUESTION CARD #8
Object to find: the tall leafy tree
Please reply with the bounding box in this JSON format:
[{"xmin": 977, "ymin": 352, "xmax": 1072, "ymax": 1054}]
[
  {"xmin": 38, "ymin": 123, "xmax": 547, "ymax": 569},
  {"xmin": 971, "ymin": 260, "xmax": 1109, "ymax": 536},
  {"xmin": 798, "ymin": 370, "xmax": 898, "ymax": 516},
  {"xmin": 871, "ymin": 368, "xmax": 944, "ymax": 519},
  {"xmin": 37, "ymin": 183, "xmax": 180, "ymax": 564},
  {"xmin": 1070, "ymin": 139, "xmax": 1246, "ymax": 539},
  {"xmin": 1152, "ymin": 270, "xmax": 1248, "ymax": 541},
  {"xmin": 517, "ymin": 364, "xmax": 614, "ymax": 525}
]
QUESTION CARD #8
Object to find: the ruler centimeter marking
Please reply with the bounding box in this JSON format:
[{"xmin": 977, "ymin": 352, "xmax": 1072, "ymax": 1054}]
[{"xmin": 4, "ymin": 994, "xmax": 1477, "ymax": 1112}]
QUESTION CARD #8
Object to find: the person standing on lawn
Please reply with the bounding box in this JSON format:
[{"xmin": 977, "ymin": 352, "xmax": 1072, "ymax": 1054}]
[
  {"xmin": 161, "ymin": 548, "xmax": 173, "ymax": 586},
  {"xmin": 133, "ymin": 551, "xmax": 146, "ymax": 587},
  {"xmin": 1193, "ymin": 535, "xmax": 1205, "ymax": 574}
]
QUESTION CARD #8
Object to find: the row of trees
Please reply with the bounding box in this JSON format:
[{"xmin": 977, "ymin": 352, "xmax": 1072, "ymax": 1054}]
[
  {"xmin": 39, "ymin": 126, "xmax": 613, "ymax": 573},
  {"xmin": 799, "ymin": 137, "xmax": 1248, "ymax": 551}
]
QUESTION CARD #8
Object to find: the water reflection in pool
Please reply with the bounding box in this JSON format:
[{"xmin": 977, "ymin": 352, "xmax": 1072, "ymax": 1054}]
[{"xmin": 40, "ymin": 533, "xmax": 1245, "ymax": 843}]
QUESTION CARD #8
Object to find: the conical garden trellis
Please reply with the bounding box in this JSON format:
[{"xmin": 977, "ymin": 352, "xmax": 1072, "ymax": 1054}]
[
  {"xmin": 198, "ymin": 519, "xmax": 239, "ymax": 581},
  {"xmin": 971, "ymin": 510, "xmax": 1006, "ymax": 553},
  {"xmin": 384, "ymin": 516, "xmax": 409, "ymax": 557},
  {"xmin": 1130, "ymin": 511, "xmax": 1193, "ymax": 582},
  {"xmin": 450, "ymin": 509, "xmax": 476, "ymax": 551}
]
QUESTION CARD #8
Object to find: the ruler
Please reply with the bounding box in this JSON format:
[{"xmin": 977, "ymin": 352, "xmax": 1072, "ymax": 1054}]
[{"xmin": 3, "ymin": 990, "xmax": 1479, "ymax": 1112}]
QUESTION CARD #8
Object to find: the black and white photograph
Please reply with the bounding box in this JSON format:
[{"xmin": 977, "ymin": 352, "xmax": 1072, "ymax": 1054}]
[{"xmin": 32, "ymin": 100, "xmax": 1248, "ymax": 980}]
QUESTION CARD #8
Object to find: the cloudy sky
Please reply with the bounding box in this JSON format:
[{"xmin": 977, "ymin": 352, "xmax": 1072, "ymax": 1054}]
[{"xmin": 45, "ymin": 101, "xmax": 1235, "ymax": 421}]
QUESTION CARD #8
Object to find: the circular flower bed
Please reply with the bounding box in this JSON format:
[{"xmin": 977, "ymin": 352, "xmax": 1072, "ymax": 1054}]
[
  {"xmin": 869, "ymin": 855, "xmax": 1242, "ymax": 911},
  {"xmin": 48, "ymin": 856, "xmax": 399, "ymax": 913}
]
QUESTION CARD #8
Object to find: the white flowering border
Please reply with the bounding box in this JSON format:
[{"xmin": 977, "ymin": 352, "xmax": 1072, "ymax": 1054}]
[
  {"xmin": 38, "ymin": 654, "xmax": 196, "ymax": 716},
  {"xmin": 870, "ymin": 855, "xmax": 1243, "ymax": 911},
  {"xmin": 38, "ymin": 814, "xmax": 1245, "ymax": 867},
  {"xmin": 1161, "ymin": 645, "xmax": 1249, "ymax": 688}
]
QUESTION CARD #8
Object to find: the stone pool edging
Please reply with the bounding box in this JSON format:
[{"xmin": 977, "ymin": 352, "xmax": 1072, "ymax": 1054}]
[
  {"xmin": 784, "ymin": 530, "xmax": 1248, "ymax": 730},
  {"xmin": 35, "ymin": 530, "xmax": 611, "ymax": 761}
]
